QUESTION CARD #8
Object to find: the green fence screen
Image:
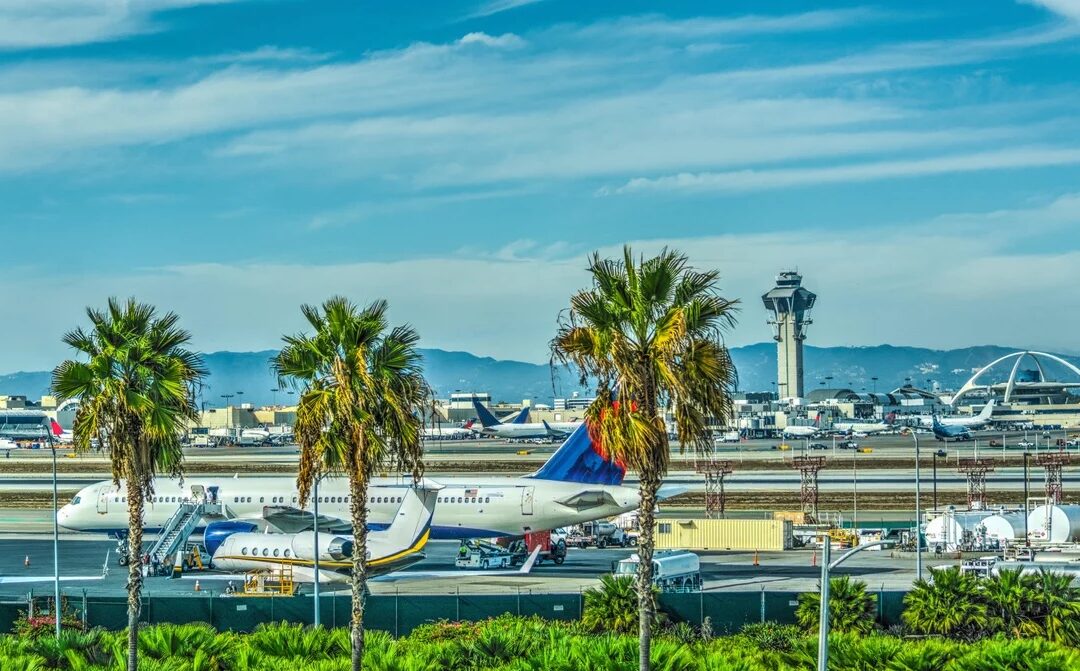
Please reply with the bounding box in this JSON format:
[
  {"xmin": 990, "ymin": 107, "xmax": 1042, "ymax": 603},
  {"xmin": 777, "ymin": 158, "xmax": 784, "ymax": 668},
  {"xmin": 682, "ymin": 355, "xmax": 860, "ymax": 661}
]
[{"xmin": 2, "ymin": 588, "xmax": 909, "ymax": 635}]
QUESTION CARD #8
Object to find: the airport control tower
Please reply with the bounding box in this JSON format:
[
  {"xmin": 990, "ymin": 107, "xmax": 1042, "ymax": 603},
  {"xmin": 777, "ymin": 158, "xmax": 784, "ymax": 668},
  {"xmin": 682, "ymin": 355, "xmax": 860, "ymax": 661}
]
[{"xmin": 762, "ymin": 271, "xmax": 816, "ymax": 399}]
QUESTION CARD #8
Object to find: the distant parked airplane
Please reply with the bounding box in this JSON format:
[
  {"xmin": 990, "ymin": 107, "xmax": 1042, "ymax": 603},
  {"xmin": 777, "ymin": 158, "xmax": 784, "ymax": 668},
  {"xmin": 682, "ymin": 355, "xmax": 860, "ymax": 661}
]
[
  {"xmin": 931, "ymin": 417, "xmax": 973, "ymax": 442},
  {"xmin": 915, "ymin": 400, "xmax": 995, "ymax": 430},
  {"xmin": 472, "ymin": 399, "xmax": 580, "ymax": 440}
]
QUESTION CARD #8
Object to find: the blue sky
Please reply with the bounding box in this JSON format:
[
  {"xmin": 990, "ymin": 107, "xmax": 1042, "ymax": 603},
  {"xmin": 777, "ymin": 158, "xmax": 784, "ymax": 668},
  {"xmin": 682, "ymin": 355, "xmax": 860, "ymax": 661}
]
[{"xmin": 3, "ymin": 0, "xmax": 1080, "ymax": 371}]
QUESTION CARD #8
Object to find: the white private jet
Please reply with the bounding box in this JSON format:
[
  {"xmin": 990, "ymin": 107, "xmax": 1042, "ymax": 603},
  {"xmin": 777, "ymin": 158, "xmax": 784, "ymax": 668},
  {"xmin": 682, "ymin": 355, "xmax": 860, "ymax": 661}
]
[
  {"xmin": 473, "ymin": 400, "xmax": 580, "ymax": 440},
  {"xmin": 209, "ymin": 486, "xmax": 437, "ymax": 582},
  {"xmin": 57, "ymin": 423, "xmax": 641, "ymax": 541}
]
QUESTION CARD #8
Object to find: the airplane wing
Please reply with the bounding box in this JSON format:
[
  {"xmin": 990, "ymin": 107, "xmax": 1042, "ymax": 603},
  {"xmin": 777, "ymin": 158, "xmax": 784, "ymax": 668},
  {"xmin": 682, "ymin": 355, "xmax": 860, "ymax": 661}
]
[
  {"xmin": 554, "ymin": 490, "xmax": 619, "ymax": 510},
  {"xmin": 262, "ymin": 506, "xmax": 352, "ymax": 534},
  {"xmin": 657, "ymin": 485, "xmax": 689, "ymax": 500},
  {"xmin": 0, "ymin": 575, "xmax": 107, "ymax": 585}
]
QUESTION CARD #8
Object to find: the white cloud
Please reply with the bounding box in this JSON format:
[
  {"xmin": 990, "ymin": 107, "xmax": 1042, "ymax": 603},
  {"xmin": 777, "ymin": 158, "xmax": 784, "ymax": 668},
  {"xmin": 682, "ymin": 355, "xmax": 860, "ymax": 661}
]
[
  {"xmin": 0, "ymin": 9, "xmax": 1076, "ymax": 199},
  {"xmin": 467, "ymin": 0, "xmax": 546, "ymax": 20},
  {"xmin": 458, "ymin": 32, "xmax": 526, "ymax": 49},
  {"xmin": 1022, "ymin": 0, "xmax": 1080, "ymax": 21},
  {"xmin": 4, "ymin": 193, "xmax": 1080, "ymax": 372},
  {"xmin": 609, "ymin": 147, "xmax": 1080, "ymax": 194},
  {"xmin": 574, "ymin": 8, "xmax": 887, "ymax": 40},
  {"xmin": 0, "ymin": 0, "xmax": 244, "ymax": 50},
  {"xmin": 191, "ymin": 46, "xmax": 334, "ymax": 65}
]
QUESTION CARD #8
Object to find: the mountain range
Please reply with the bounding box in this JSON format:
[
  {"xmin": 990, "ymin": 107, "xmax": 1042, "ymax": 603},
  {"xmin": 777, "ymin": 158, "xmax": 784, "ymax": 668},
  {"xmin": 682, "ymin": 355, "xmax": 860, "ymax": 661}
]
[{"xmin": 2, "ymin": 345, "xmax": 1076, "ymax": 407}]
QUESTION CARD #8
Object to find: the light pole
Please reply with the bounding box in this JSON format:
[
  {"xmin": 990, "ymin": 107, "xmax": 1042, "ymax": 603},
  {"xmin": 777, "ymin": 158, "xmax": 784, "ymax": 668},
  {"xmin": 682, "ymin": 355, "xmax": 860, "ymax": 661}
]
[
  {"xmin": 220, "ymin": 394, "xmax": 234, "ymax": 443},
  {"xmin": 932, "ymin": 449, "xmax": 946, "ymax": 511},
  {"xmin": 271, "ymin": 388, "xmax": 279, "ymax": 407},
  {"xmin": 1023, "ymin": 451, "xmax": 1031, "ymax": 547},
  {"xmin": 910, "ymin": 430, "xmax": 922, "ymax": 582},
  {"xmin": 313, "ymin": 476, "xmax": 321, "ymax": 626},
  {"xmin": 45, "ymin": 421, "xmax": 60, "ymax": 637},
  {"xmin": 852, "ymin": 448, "xmax": 858, "ymax": 533},
  {"xmin": 817, "ymin": 538, "xmax": 896, "ymax": 670}
]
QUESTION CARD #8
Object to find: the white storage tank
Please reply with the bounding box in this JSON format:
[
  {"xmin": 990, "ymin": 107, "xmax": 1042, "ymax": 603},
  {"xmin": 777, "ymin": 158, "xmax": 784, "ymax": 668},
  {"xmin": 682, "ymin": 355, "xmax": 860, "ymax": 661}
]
[
  {"xmin": 1028, "ymin": 505, "xmax": 1080, "ymax": 543},
  {"xmin": 924, "ymin": 510, "xmax": 994, "ymax": 552},
  {"xmin": 981, "ymin": 513, "xmax": 1026, "ymax": 545}
]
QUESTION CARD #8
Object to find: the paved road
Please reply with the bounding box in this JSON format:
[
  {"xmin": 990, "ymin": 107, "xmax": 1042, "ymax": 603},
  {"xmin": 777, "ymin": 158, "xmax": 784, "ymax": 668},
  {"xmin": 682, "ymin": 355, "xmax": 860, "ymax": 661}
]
[
  {"xmin": 6, "ymin": 428, "xmax": 1074, "ymax": 463},
  {"xmin": 5, "ymin": 467, "xmax": 1077, "ymax": 493}
]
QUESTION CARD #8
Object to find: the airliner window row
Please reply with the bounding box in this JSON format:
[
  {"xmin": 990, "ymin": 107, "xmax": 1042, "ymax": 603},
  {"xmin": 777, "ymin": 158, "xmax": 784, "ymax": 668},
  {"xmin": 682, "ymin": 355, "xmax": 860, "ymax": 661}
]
[
  {"xmin": 221, "ymin": 496, "xmax": 408, "ymax": 504},
  {"xmin": 239, "ymin": 547, "xmax": 291, "ymax": 558},
  {"xmin": 438, "ymin": 496, "xmax": 490, "ymax": 504}
]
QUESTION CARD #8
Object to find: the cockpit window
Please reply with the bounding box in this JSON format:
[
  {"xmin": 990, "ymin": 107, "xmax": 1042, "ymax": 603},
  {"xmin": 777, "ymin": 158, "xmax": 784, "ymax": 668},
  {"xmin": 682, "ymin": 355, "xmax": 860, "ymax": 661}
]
[{"xmin": 71, "ymin": 496, "xmax": 81, "ymax": 505}]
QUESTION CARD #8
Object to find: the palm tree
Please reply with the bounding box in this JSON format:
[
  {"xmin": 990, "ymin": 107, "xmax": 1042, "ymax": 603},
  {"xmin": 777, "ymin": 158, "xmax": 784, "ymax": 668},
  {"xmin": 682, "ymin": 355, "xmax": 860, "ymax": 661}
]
[
  {"xmin": 1028, "ymin": 569, "xmax": 1080, "ymax": 645},
  {"xmin": 51, "ymin": 298, "xmax": 205, "ymax": 671},
  {"xmin": 553, "ymin": 246, "xmax": 738, "ymax": 671},
  {"xmin": 582, "ymin": 575, "xmax": 643, "ymax": 634},
  {"xmin": 982, "ymin": 568, "xmax": 1038, "ymax": 638},
  {"xmin": 903, "ymin": 567, "xmax": 986, "ymax": 640},
  {"xmin": 273, "ymin": 297, "xmax": 427, "ymax": 671},
  {"xmin": 795, "ymin": 576, "xmax": 876, "ymax": 635}
]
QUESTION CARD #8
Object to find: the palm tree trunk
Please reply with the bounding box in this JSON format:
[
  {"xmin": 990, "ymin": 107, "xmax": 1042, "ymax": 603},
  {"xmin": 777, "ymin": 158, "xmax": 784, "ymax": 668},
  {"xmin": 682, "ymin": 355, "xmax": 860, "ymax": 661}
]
[
  {"xmin": 637, "ymin": 472, "xmax": 660, "ymax": 671},
  {"xmin": 126, "ymin": 486, "xmax": 144, "ymax": 671},
  {"xmin": 349, "ymin": 473, "xmax": 369, "ymax": 671}
]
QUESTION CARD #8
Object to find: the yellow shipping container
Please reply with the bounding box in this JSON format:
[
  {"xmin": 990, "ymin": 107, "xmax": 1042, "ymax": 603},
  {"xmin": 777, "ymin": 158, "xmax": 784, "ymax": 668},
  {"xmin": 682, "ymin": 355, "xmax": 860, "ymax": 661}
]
[{"xmin": 654, "ymin": 519, "xmax": 793, "ymax": 551}]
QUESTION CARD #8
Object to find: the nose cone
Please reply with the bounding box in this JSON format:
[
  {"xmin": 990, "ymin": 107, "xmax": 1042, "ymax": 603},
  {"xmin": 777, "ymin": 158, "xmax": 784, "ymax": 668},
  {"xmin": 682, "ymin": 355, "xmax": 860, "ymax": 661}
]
[{"xmin": 56, "ymin": 505, "xmax": 73, "ymax": 529}]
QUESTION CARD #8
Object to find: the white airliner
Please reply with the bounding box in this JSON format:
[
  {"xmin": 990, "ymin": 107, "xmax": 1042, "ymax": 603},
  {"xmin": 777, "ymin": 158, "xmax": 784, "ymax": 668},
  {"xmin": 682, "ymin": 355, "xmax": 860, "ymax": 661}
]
[
  {"xmin": 57, "ymin": 423, "xmax": 639, "ymax": 541},
  {"xmin": 421, "ymin": 420, "xmax": 477, "ymax": 440},
  {"xmin": 832, "ymin": 420, "xmax": 891, "ymax": 435},
  {"xmin": 914, "ymin": 399, "xmax": 995, "ymax": 430},
  {"xmin": 0, "ymin": 437, "xmax": 17, "ymax": 453},
  {"xmin": 473, "ymin": 400, "xmax": 581, "ymax": 440},
  {"xmin": 782, "ymin": 422, "xmax": 821, "ymax": 438},
  {"xmin": 210, "ymin": 487, "xmax": 438, "ymax": 582}
]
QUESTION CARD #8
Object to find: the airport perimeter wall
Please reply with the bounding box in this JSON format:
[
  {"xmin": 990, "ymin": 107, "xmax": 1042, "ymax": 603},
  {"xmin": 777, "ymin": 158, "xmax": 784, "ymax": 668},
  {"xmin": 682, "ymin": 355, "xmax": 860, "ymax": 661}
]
[{"xmin": 0, "ymin": 589, "xmax": 909, "ymax": 636}]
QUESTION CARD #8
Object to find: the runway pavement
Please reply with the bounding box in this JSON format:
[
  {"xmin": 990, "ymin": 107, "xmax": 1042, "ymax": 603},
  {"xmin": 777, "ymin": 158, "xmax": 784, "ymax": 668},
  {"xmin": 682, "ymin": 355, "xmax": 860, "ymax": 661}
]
[{"xmin": 0, "ymin": 535, "xmax": 926, "ymax": 598}]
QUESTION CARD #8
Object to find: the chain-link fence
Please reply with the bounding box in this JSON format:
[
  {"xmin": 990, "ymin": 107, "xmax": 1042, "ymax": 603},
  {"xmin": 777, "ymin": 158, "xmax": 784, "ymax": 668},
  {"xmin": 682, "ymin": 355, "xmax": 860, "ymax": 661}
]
[{"xmin": 2, "ymin": 587, "xmax": 908, "ymax": 635}]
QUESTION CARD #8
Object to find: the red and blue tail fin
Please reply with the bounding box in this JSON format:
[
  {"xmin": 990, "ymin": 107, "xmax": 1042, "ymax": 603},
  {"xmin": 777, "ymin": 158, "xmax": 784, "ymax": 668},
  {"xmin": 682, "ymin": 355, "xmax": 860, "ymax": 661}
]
[{"xmin": 529, "ymin": 423, "xmax": 626, "ymax": 486}]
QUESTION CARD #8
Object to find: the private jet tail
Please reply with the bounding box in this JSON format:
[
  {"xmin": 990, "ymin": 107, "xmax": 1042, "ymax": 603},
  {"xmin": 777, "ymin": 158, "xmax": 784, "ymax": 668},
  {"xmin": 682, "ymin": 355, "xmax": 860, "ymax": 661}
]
[
  {"xmin": 529, "ymin": 423, "xmax": 626, "ymax": 486},
  {"xmin": 382, "ymin": 487, "xmax": 439, "ymax": 553},
  {"xmin": 472, "ymin": 399, "xmax": 503, "ymax": 429}
]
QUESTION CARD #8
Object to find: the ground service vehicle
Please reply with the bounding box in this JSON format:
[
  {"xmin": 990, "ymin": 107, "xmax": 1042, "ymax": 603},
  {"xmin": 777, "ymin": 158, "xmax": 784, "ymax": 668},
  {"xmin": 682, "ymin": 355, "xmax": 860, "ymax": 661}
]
[
  {"xmin": 455, "ymin": 539, "xmax": 516, "ymax": 569},
  {"xmin": 505, "ymin": 529, "xmax": 567, "ymax": 565},
  {"xmin": 613, "ymin": 550, "xmax": 701, "ymax": 592},
  {"xmin": 567, "ymin": 521, "xmax": 630, "ymax": 548}
]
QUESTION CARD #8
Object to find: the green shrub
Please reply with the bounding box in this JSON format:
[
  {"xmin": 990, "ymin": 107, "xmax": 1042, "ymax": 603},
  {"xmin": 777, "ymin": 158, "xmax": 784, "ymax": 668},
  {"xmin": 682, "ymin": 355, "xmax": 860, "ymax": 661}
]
[
  {"xmin": 739, "ymin": 621, "xmax": 802, "ymax": 652},
  {"xmin": 945, "ymin": 636, "xmax": 1080, "ymax": 671},
  {"xmin": 885, "ymin": 637, "xmax": 959, "ymax": 671}
]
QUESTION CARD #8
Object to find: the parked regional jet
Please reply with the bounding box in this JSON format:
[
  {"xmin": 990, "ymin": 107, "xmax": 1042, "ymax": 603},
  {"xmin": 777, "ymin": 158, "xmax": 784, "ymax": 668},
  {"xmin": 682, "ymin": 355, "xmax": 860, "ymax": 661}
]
[
  {"xmin": 57, "ymin": 423, "xmax": 640, "ymax": 541},
  {"xmin": 207, "ymin": 487, "xmax": 437, "ymax": 582},
  {"xmin": 473, "ymin": 400, "xmax": 581, "ymax": 440},
  {"xmin": 0, "ymin": 437, "xmax": 16, "ymax": 453},
  {"xmin": 915, "ymin": 400, "xmax": 995, "ymax": 430},
  {"xmin": 422, "ymin": 420, "xmax": 477, "ymax": 439}
]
